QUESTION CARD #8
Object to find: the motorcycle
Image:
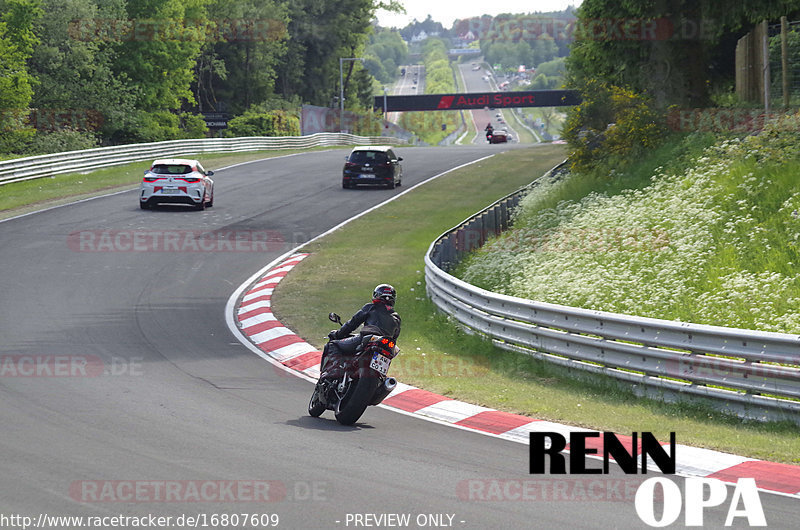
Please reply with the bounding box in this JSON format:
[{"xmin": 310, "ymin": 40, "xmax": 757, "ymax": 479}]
[{"xmin": 308, "ymin": 312, "xmax": 399, "ymax": 425}]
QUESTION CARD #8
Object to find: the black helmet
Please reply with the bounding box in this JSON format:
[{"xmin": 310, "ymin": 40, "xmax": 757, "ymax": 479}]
[{"xmin": 372, "ymin": 284, "xmax": 396, "ymax": 305}]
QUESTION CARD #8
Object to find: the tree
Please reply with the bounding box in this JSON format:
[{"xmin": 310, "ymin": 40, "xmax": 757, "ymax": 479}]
[
  {"xmin": 567, "ymin": 0, "xmax": 800, "ymax": 107},
  {"xmin": 531, "ymin": 35, "xmax": 557, "ymax": 66},
  {"xmin": 29, "ymin": 0, "xmax": 135, "ymax": 142},
  {"xmin": 514, "ymin": 39, "xmax": 533, "ymax": 68},
  {"xmin": 365, "ymin": 26, "xmax": 407, "ymax": 84},
  {"xmin": 399, "ymin": 14, "xmax": 445, "ymax": 41},
  {"xmin": 275, "ymin": 0, "xmax": 398, "ymax": 109},
  {"xmin": 194, "ymin": 0, "xmax": 289, "ymax": 114},
  {"xmin": 0, "ymin": 0, "xmax": 42, "ymax": 153},
  {"xmin": 113, "ymin": 0, "xmax": 207, "ymax": 111},
  {"xmin": 530, "ymin": 73, "xmax": 549, "ymax": 89},
  {"xmin": 536, "ymin": 57, "xmax": 566, "ymax": 78},
  {"xmin": 363, "ymin": 54, "xmax": 388, "ymax": 83}
]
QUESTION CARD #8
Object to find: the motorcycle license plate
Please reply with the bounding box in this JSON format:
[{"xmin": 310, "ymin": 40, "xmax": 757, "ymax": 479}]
[{"xmin": 370, "ymin": 353, "xmax": 392, "ymax": 375}]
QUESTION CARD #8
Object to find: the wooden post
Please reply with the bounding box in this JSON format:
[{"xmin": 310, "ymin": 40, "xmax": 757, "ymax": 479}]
[
  {"xmin": 762, "ymin": 20, "xmax": 770, "ymax": 113},
  {"xmin": 782, "ymin": 16, "xmax": 790, "ymax": 108}
]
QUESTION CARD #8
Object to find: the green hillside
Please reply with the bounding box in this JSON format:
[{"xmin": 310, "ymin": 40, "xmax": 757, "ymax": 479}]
[{"xmin": 457, "ymin": 115, "xmax": 800, "ymax": 333}]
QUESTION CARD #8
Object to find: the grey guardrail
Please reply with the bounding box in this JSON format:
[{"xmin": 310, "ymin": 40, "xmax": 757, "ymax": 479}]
[
  {"xmin": 424, "ymin": 162, "xmax": 800, "ymax": 424},
  {"xmin": 0, "ymin": 133, "xmax": 406, "ymax": 186}
]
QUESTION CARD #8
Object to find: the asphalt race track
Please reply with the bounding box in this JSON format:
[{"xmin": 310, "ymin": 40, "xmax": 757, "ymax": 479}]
[
  {"xmin": 457, "ymin": 63, "xmax": 524, "ymax": 146},
  {"xmin": 0, "ymin": 146, "xmax": 796, "ymax": 529}
]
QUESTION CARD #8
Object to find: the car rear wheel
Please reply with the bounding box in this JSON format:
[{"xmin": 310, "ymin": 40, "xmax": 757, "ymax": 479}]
[
  {"xmin": 195, "ymin": 196, "xmax": 206, "ymax": 211},
  {"xmin": 140, "ymin": 200, "xmax": 150, "ymax": 210}
]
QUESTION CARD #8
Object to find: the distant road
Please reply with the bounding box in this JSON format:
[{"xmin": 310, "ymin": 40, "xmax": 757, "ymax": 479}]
[
  {"xmin": 385, "ymin": 64, "xmax": 425, "ymax": 123},
  {"xmin": 457, "ymin": 61, "xmax": 526, "ymax": 144}
]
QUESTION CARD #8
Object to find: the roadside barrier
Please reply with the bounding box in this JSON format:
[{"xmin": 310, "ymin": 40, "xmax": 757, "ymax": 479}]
[
  {"xmin": 0, "ymin": 133, "xmax": 406, "ymax": 186},
  {"xmin": 424, "ymin": 162, "xmax": 800, "ymax": 425}
]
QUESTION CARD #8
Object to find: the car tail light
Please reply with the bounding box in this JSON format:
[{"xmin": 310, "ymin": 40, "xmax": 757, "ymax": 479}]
[
  {"xmin": 143, "ymin": 176, "xmax": 161, "ymax": 182},
  {"xmin": 345, "ymin": 162, "xmax": 358, "ymax": 169},
  {"xmin": 177, "ymin": 177, "xmax": 200, "ymax": 183}
]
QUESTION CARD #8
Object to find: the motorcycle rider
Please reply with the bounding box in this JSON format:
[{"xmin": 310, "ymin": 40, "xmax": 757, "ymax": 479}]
[
  {"xmin": 319, "ymin": 284, "xmax": 401, "ymax": 381},
  {"xmin": 485, "ymin": 122, "xmax": 494, "ymax": 141}
]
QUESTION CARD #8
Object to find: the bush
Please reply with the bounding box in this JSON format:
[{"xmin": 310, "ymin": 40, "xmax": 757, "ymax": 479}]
[
  {"xmin": 178, "ymin": 112, "xmax": 209, "ymax": 139},
  {"xmin": 27, "ymin": 130, "xmax": 99, "ymax": 154},
  {"xmin": 224, "ymin": 108, "xmax": 300, "ymax": 137},
  {"xmin": 0, "ymin": 127, "xmax": 35, "ymax": 155},
  {"xmin": 107, "ymin": 110, "xmax": 207, "ymax": 144},
  {"xmin": 563, "ymin": 80, "xmax": 666, "ymax": 174}
]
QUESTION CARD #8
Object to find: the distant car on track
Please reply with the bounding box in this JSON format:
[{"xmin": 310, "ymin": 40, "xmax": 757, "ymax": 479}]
[
  {"xmin": 139, "ymin": 158, "xmax": 214, "ymax": 210},
  {"xmin": 342, "ymin": 146, "xmax": 403, "ymax": 189},
  {"xmin": 488, "ymin": 130, "xmax": 508, "ymax": 144}
]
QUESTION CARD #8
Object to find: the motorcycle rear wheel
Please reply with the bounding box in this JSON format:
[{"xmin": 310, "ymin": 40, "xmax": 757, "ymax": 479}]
[{"xmin": 334, "ymin": 377, "xmax": 378, "ymax": 425}]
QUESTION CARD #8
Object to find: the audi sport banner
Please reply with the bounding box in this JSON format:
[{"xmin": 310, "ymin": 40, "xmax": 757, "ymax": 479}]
[{"xmin": 373, "ymin": 90, "xmax": 581, "ymax": 112}]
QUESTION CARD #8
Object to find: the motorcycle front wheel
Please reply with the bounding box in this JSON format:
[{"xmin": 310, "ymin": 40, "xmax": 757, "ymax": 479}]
[
  {"xmin": 308, "ymin": 383, "xmax": 326, "ymax": 417},
  {"xmin": 334, "ymin": 377, "xmax": 378, "ymax": 425}
]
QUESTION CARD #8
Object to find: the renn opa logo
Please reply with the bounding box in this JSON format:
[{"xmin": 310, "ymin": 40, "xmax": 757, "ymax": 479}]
[{"xmin": 530, "ymin": 432, "xmax": 766, "ymax": 527}]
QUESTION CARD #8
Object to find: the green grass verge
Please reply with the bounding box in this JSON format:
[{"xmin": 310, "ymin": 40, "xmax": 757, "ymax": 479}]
[
  {"xmin": 522, "ymin": 108, "xmax": 567, "ymax": 139},
  {"xmin": 273, "ymin": 144, "xmax": 800, "ymax": 464},
  {"xmin": 504, "ymin": 108, "xmax": 537, "ymax": 144},
  {"xmin": 460, "ymin": 127, "xmax": 800, "ymax": 334},
  {"xmin": 452, "ymin": 64, "xmax": 476, "ymax": 146},
  {"xmin": 0, "ymin": 146, "xmax": 348, "ymax": 220}
]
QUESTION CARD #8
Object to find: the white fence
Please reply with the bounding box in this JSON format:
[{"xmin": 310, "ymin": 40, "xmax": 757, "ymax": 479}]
[
  {"xmin": 0, "ymin": 133, "xmax": 406, "ymax": 186},
  {"xmin": 424, "ymin": 163, "xmax": 800, "ymax": 424}
]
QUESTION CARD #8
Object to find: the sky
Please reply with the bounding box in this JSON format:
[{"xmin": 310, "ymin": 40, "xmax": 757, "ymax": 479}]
[{"xmin": 376, "ymin": 0, "xmax": 583, "ymax": 29}]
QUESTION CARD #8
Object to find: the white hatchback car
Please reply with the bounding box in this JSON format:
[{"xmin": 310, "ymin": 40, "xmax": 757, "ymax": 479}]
[{"xmin": 139, "ymin": 159, "xmax": 214, "ymax": 210}]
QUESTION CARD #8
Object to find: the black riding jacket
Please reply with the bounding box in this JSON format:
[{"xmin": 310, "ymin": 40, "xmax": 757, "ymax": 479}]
[{"xmin": 334, "ymin": 302, "xmax": 401, "ymax": 341}]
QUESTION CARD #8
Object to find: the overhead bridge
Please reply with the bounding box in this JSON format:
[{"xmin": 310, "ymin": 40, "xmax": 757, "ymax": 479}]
[{"xmin": 374, "ymin": 90, "xmax": 581, "ymax": 112}]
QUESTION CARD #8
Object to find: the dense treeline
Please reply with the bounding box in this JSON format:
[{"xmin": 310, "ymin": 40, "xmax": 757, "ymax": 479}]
[
  {"xmin": 456, "ymin": 11, "xmax": 573, "ymax": 70},
  {"xmin": 0, "ymin": 0, "xmax": 402, "ymax": 155},
  {"xmin": 364, "ymin": 27, "xmax": 408, "ymax": 84},
  {"xmin": 482, "ymin": 37, "xmax": 559, "ymax": 70},
  {"xmin": 397, "ymin": 14, "xmax": 445, "ymax": 41},
  {"xmin": 564, "ymin": 0, "xmax": 800, "ymax": 173},
  {"xmin": 568, "ymin": 0, "xmax": 800, "ymax": 107}
]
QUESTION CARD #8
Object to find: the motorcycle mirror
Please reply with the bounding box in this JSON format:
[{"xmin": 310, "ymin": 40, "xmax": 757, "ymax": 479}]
[{"xmin": 328, "ymin": 312, "xmax": 341, "ymax": 324}]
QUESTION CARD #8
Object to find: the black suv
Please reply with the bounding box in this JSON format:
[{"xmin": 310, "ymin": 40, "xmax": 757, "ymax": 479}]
[{"xmin": 342, "ymin": 146, "xmax": 403, "ymax": 189}]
